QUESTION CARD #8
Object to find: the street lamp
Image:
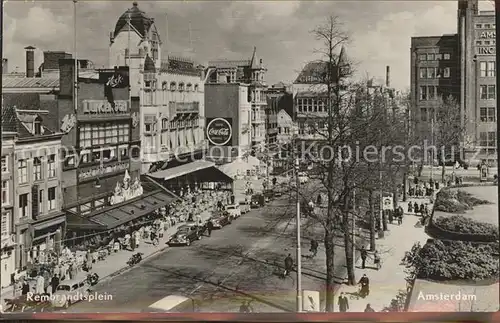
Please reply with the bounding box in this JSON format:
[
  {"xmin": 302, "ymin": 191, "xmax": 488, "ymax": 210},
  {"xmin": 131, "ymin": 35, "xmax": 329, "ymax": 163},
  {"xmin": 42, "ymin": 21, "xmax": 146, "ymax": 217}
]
[{"xmin": 295, "ymin": 150, "xmax": 302, "ymax": 312}]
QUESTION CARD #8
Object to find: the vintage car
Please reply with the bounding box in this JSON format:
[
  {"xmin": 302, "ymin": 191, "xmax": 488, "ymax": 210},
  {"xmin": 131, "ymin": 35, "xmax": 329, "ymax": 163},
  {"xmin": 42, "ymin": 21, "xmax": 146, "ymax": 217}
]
[
  {"xmin": 251, "ymin": 194, "xmax": 265, "ymax": 208},
  {"xmin": 225, "ymin": 204, "xmax": 241, "ymax": 219},
  {"xmin": 210, "ymin": 213, "xmax": 232, "ymax": 229},
  {"xmin": 263, "ymin": 189, "xmax": 275, "ymax": 202},
  {"xmin": 238, "ymin": 201, "xmax": 251, "ymax": 214},
  {"xmin": 168, "ymin": 224, "xmax": 203, "ymax": 246},
  {"xmin": 51, "ymin": 278, "xmax": 91, "ymax": 309}
]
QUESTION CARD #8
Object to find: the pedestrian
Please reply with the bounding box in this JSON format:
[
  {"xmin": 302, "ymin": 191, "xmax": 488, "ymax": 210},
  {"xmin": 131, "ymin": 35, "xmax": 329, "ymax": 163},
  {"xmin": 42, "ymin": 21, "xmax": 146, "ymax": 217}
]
[
  {"xmin": 358, "ymin": 274, "xmax": 370, "ymax": 298},
  {"xmin": 360, "ymin": 246, "xmax": 368, "ymax": 269},
  {"xmin": 413, "ymin": 177, "xmax": 419, "ymax": 185},
  {"xmin": 10, "ymin": 271, "xmax": 16, "ymax": 287},
  {"xmin": 22, "ymin": 280, "xmax": 30, "ymax": 295},
  {"xmin": 206, "ymin": 220, "xmax": 214, "ymax": 237},
  {"xmin": 413, "ymin": 202, "xmax": 419, "ymax": 215},
  {"xmin": 310, "ymin": 239, "xmax": 319, "ymax": 258},
  {"xmin": 373, "ymin": 250, "xmax": 381, "ymax": 270},
  {"xmin": 397, "ymin": 212, "xmax": 403, "ymax": 225},
  {"xmin": 419, "ymin": 203, "xmax": 425, "ymax": 216},
  {"xmin": 239, "ymin": 300, "xmax": 253, "ymax": 313},
  {"xmin": 272, "ymin": 177, "xmax": 277, "ymax": 186},
  {"xmin": 364, "ymin": 303, "xmax": 375, "ymax": 312},
  {"xmin": 86, "ymin": 250, "xmax": 93, "ymax": 270},
  {"xmin": 338, "ymin": 292, "xmax": 349, "ymax": 312},
  {"xmin": 130, "ymin": 234, "xmax": 136, "ymax": 251},
  {"xmin": 284, "ymin": 253, "xmax": 293, "ymax": 277},
  {"xmin": 35, "ymin": 273, "xmax": 45, "ymax": 294},
  {"xmin": 50, "ymin": 274, "xmax": 59, "ymax": 294},
  {"xmin": 317, "ymin": 194, "xmax": 322, "ymax": 206},
  {"xmin": 135, "ymin": 230, "xmax": 141, "ymax": 247},
  {"xmin": 407, "ymin": 202, "xmax": 413, "ymax": 213}
]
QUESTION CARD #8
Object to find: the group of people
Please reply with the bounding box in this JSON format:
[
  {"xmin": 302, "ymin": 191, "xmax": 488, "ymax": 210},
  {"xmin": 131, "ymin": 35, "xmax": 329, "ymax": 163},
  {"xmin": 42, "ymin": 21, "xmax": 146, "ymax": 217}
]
[
  {"xmin": 408, "ymin": 177, "xmax": 437, "ymax": 198},
  {"xmin": 337, "ymin": 275, "xmax": 375, "ymax": 312}
]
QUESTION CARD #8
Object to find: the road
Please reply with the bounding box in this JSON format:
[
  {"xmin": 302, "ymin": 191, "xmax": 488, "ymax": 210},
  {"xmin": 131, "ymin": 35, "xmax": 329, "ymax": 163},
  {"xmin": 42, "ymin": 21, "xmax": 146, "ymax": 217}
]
[{"xmin": 66, "ymin": 194, "xmax": 354, "ymax": 313}]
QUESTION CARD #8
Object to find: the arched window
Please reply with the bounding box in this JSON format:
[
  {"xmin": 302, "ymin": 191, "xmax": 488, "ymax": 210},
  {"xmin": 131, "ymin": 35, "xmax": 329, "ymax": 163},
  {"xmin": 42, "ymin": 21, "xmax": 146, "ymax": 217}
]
[
  {"xmin": 170, "ymin": 82, "xmax": 176, "ymax": 91},
  {"xmin": 178, "ymin": 82, "xmax": 185, "ymax": 91},
  {"xmin": 194, "ymin": 84, "xmax": 199, "ymax": 92},
  {"xmin": 186, "ymin": 83, "xmax": 192, "ymax": 91},
  {"xmin": 162, "ymin": 81, "xmax": 168, "ymax": 90}
]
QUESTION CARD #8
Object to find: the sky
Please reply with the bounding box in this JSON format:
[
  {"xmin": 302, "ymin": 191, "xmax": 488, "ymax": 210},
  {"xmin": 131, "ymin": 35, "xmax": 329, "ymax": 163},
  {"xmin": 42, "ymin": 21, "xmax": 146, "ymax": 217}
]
[{"xmin": 2, "ymin": 0, "xmax": 496, "ymax": 90}]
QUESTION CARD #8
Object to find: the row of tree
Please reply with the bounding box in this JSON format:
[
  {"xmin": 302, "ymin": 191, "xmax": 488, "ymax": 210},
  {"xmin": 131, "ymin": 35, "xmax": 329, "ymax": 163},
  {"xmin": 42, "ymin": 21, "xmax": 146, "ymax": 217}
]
[{"xmin": 280, "ymin": 16, "xmax": 466, "ymax": 312}]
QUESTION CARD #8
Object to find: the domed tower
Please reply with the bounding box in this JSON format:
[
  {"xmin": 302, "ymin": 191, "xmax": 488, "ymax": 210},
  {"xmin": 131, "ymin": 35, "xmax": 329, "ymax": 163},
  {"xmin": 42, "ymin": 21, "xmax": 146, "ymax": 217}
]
[{"xmin": 109, "ymin": 2, "xmax": 162, "ymax": 94}]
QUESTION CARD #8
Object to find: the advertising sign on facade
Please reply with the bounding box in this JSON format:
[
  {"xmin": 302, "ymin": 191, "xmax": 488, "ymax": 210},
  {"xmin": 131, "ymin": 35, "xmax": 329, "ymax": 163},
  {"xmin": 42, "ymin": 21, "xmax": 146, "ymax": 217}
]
[
  {"xmin": 382, "ymin": 196, "xmax": 394, "ymax": 211},
  {"xmin": 78, "ymin": 161, "xmax": 129, "ymax": 181},
  {"xmin": 206, "ymin": 118, "xmax": 232, "ymax": 146},
  {"xmin": 82, "ymin": 100, "xmax": 129, "ymax": 114},
  {"xmin": 99, "ymin": 68, "xmax": 129, "ymax": 88}
]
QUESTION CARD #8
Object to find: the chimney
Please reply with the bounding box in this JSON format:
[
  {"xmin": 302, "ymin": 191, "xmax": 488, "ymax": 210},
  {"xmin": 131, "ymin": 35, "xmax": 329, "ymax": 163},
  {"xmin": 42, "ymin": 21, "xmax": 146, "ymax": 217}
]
[
  {"xmin": 2, "ymin": 58, "xmax": 7, "ymax": 74},
  {"xmin": 25, "ymin": 46, "xmax": 36, "ymax": 77},
  {"xmin": 385, "ymin": 66, "xmax": 390, "ymax": 88}
]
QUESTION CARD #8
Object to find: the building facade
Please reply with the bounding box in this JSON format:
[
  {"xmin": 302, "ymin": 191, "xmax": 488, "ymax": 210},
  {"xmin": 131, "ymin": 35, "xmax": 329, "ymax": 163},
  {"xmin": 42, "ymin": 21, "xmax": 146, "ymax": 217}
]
[
  {"xmin": 204, "ymin": 83, "xmax": 252, "ymax": 163},
  {"xmin": 410, "ymin": 0, "xmax": 497, "ymax": 166},
  {"xmin": 207, "ymin": 47, "xmax": 268, "ymax": 152},
  {"xmin": 1, "ymin": 131, "xmax": 16, "ymax": 288},
  {"xmin": 108, "ymin": 2, "xmax": 207, "ymax": 176}
]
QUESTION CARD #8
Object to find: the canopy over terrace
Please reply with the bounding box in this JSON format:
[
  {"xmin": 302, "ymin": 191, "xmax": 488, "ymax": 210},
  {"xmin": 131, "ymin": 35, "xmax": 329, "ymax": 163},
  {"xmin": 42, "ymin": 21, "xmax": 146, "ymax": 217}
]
[{"xmin": 147, "ymin": 160, "xmax": 234, "ymax": 194}]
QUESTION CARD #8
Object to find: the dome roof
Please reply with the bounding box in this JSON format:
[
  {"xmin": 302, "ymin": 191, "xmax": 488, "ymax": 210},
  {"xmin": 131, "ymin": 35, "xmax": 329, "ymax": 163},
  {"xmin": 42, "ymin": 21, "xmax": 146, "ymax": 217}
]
[{"xmin": 113, "ymin": 2, "xmax": 153, "ymax": 39}]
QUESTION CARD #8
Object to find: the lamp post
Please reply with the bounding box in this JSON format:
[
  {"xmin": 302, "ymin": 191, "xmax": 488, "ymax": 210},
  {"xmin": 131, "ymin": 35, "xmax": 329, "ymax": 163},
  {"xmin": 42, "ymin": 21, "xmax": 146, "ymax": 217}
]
[
  {"xmin": 73, "ymin": 0, "xmax": 78, "ymax": 112},
  {"xmin": 295, "ymin": 151, "xmax": 302, "ymax": 312}
]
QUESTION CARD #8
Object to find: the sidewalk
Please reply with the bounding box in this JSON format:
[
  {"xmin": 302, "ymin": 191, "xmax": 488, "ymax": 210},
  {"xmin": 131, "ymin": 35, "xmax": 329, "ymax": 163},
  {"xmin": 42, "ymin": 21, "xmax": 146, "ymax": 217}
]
[
  {"xmin": 0, "ymin": 210, "xmax": 213, "ymax": 305},
  {"xmin": 334, "ymin": 195, "xmax": 434, "ymax": 312}
]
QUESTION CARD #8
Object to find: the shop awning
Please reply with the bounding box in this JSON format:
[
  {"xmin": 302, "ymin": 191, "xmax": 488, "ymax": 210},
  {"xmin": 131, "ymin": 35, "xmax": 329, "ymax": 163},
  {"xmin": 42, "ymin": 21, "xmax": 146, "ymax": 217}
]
[
  {"xmin": 88, "ymin": 190, "xmax": 177, "ymax": 230},
  {"xmin": 148, "ymin": 160, "xmax": 216, "ymax": 181}
]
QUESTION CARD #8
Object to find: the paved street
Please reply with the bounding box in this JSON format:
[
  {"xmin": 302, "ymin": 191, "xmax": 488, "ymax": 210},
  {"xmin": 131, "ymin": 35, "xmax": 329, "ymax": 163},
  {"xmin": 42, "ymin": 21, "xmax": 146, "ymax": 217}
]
[{"xmin": 65, "ymin": 196, "xmax": 354, "ymax": 313}]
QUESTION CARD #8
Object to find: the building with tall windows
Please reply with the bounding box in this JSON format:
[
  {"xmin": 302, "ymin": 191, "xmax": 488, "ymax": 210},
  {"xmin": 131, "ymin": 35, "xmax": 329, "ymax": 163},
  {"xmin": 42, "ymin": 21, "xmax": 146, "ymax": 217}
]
[
  {"xmin": 410, "ymin": 0, "xmax": 497, "ymax": 166},
  {"xmin": 207, "ymin": 47, "xmax": 268, "ymax": 153},
  {"xmin": 109, "ymin": 2, "xmax": 209, "ymax": 190}
]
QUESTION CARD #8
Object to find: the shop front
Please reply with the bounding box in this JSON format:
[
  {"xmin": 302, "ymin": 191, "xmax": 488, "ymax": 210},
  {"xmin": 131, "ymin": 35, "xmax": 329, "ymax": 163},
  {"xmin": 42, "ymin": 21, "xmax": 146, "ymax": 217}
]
[
  {"xmin": 26, "ymin": 213, "xmax": 65, "ymax": 266},
  {"xmin": 1, "ymin": 234, "xmax": 16, "ymax": 288}
]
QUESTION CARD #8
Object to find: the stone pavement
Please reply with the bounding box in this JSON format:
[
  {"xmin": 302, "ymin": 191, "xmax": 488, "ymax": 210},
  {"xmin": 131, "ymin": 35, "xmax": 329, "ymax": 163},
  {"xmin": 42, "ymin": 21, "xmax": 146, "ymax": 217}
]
[
  {"xmin": 0, "ymin": 210, "xmax": 213, "ymax": 305},
  {"xmin": 334, "ymin": 195, "xmax": 434, "ymax": 312}
]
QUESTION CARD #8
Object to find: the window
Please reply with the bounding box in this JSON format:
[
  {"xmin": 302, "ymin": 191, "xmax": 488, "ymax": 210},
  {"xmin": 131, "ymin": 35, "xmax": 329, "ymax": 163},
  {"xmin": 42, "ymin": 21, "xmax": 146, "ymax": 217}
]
[
  {"xmin": 443, "ymin": 67, "xmax": 451, "ymax": 78},
  {"xmin": 480, "ymin": 107, "xmax": 496, "ymax": 122},
  {"xmin": 39, "ymin": 190, "xmax": 43, "ymax": 215},
  {"xmin": 19, "ymin": 193, "xmax": 28, "ymax": 218},
  {"xmin": 17, "ymin": 159, "xmax": 28, "ymax": 184},
  {"xmin": 476, "ymin": 40, "xmax": 483, "ymax": 46},
  {"xmin": 484, "ymin": 40, "xmax": 491, "ymax": 46},
  {"xmin": 34, "ymin": 121, "xmax": 41, "ymax": 135},
  {"xmin": 479, "ymin": 85, "xmax": 495, "ymax": 99},
  {"xmin": 487, "ymin": 61, "xmax": 496, "ymax": 77},
  {"xmin": 170, "ymin": 82, "xmax": 176, "ymax": 91},
  {"xmin": 427, "ymin": 67, "xmax": 436, "ymax": 78},
  {"xmin": 427, "ymin": 53, "xmax": 435, "ymax": 60},
  {"xmin": 480, "ymin": 62, "xmax": 487, "ymax": 77},
  {"xmin": 419, "ymin": 68, "xmax": 427, "ymax": 78},
  {"xmin": 33, "ymin": 157, "xmax": 42, "ymax": 181},
  {"xmin": 194, "ymin": 84, "xmax": 199, "ymax": 92},
  {"xmin": 435, "ymin": 53, "xmax": 443, "ymax": 60},
  {"xmin": 1, "ymin": 181, "xmax": 9, "ymax": 206},
  {"xmin": 443, "ymin": 53, "xmax": 451, "ymax": 60},
  {"xmin": 420, "ymin": 108, "xmax": 427, "ymax": 121},
  {"xmin": 80, "ymin": 123, "xmax": 129, "ymax": 147},
  {"xmin": 178, "ymin": 83, "xmax": 185, "ymax": 91},
  {"xmin": 145, "ymin": 123, "xmax": 152, "ymax": 132},
  {"xmin": 488, "ymin": 132, "xmax": 497, "ymax": 147},
  {"xmin": 48, "ymin": 187, "xmax": 56, "ymax": 210},
  {"xmin": 419, "ymin": 54, "xmax": 427, "ymax": 61},
  {"xmin": 484, "ymin": 24, "xmax": 491, "ymax": 29},
  {"xmin": 428, "ymin": 86, "xmax": 437, "ymax": 99},
  {"xmin": 1, "ymin": 156, "xmax": 7, "ymax": 173},
  {"xmin": 1, "ymin": 212, "xmax": 8, "ymax": 238},
  {"xmin": 186, "ymin": 83, "xmax": 192, "ymax": 91},
  {"xmin": 419, "ymin": 86, "xmax": 427, "ymax": 100},
  {"xmin": 488, "ymin": 85, "xmax": 496, "ymax": 99},
  {"xmin": 47, "ymin": 154, "xmax": 56, "ymax": 178},
  {"xmin": 476, "ymin": 23, "xmax": 482, "ymax": 29}
]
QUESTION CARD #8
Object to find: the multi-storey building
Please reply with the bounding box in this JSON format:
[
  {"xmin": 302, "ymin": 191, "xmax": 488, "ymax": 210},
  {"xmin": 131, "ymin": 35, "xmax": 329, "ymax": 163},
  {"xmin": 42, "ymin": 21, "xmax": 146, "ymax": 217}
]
[
  {"xmin": 0, "ymin": 105, "xmax": 65, "ymax": 272},
  {"xmin": 410, "ymin": 0, "xmax": 497, "ymax": 166},
  {"xmin": 207, "ymin": 47, "xmax": 268, "ymax": 152},
  {"xmin": 1, "ymin": 130, "xmax": 16, "ymax": 288},
  {"xmin": 108, "ymin": 2, "xmax": 209, "ymax": 191}
]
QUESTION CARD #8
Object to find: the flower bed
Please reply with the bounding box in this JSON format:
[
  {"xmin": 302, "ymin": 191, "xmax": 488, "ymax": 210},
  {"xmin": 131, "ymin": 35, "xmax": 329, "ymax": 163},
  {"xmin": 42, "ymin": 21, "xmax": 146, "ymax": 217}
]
[
  {"xmin": 402, "ymin": 239, "xmax": 499, "ymax": 281},
  {"xmin": 434, "ymin": 188, "xmax": 491, "ymax": 213},
  {"xmin": 433, "ymin": 215, "xmax": 499, "ymax": 241}
]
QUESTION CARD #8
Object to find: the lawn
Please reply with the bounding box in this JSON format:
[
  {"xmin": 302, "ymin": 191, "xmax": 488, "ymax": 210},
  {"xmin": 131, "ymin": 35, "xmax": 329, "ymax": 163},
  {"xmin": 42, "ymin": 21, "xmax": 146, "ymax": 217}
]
[{"xmin": 433, "ymin": 186, "xmax": 498, "ymax": 226}]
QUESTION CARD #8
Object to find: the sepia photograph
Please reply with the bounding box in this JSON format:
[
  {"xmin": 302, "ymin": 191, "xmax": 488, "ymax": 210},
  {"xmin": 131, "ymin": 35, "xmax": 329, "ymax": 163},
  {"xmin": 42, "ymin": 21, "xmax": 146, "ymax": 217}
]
[{"xmin": 0, "ymin": 0, "xmax": 498, "ymax": 316}]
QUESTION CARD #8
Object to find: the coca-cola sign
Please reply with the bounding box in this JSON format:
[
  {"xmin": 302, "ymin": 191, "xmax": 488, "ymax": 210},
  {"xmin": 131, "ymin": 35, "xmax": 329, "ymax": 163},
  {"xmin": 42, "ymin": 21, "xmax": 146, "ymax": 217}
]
[{"xmin": 206, "ymin": 118, "xmax": 232, "ymax": 146}]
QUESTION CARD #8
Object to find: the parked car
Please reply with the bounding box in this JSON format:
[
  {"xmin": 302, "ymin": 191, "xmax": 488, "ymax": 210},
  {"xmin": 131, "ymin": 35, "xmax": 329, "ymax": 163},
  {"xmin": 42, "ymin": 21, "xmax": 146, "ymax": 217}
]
[
  {"xmin": 225, "ymin": 204, "xmax": 241, "ymax": 219},
  {"xmin": 51, "ymin": 278, "xmax": 91, "ymax": 309},
  {"xmin": 239, "ymin": 201, "xmax": 251, "ymax": 214},
  {"xmin": 168, "ymin": 224, "xmax": 203, "ymax": 246},
  {"xmin": 263, "ymin": 189, "xmax": 274, "ymax": 202},
  {"xmin": 298, "ymin": 172, "xmax": 309, "ymax": 184},
  {"xmin": 273, "ymin": 188, "xmax": 283, "ymax": 197},
  {"xmin": 251, "ymin": 194, "xmax": 265, "ymax": 208},
  {"xmin": 210, "ymin": 213, "xmax": 232, "ymax": 229}
]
